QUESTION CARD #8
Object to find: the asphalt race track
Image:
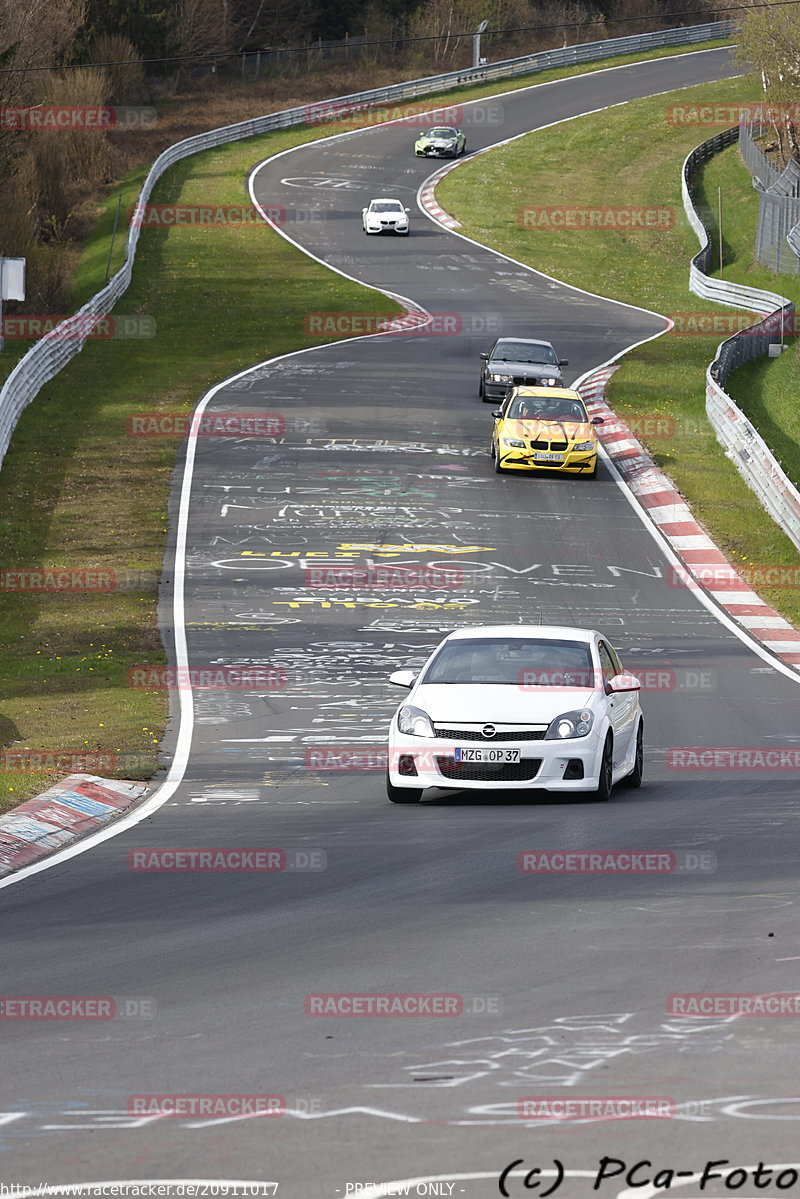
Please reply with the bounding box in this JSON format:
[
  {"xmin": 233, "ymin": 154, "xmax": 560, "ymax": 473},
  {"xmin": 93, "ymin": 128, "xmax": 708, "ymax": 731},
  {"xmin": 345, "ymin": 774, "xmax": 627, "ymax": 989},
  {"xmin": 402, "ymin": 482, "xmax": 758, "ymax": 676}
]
[{"xmin": 4, "ymin": 45, "xmax": 800, "ymax": 1199}]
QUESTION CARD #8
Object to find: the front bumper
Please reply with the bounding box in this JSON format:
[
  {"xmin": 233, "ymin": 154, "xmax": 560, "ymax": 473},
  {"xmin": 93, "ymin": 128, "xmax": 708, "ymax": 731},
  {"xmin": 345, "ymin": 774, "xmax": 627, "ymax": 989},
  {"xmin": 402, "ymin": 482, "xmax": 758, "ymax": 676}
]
[
  {"xmin": 482, "ymin": 381, "xmax": 514, "ymax": 401},
  {"xmin": 496, "ymin": 446, "xmax": 597, "ymax": 473},
  {"xmin": 482, "ymin": 379, "xmax": 561, "ymax": 401},
  {"xmin": 387, "ymin": 733, "xmax": 602, "ymax": 792},
  {"xmin": 365, "ymin": 222, "xmax": 408, "ymax": 234},
  {"xmin": 416, "ymin": 146, "xmax": 458, "ymax": 157}
]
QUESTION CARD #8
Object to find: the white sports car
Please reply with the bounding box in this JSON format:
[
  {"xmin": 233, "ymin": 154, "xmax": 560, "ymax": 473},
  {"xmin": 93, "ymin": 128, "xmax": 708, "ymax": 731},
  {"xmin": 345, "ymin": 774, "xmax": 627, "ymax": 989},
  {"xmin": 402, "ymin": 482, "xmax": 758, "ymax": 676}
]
[
  {"xmin": 362, "ymin": 198, "xmax": 410, "ymax": 236},
  {"xmin": 386, "ymin": 625, "xmax": 643, "ymax": 803}
]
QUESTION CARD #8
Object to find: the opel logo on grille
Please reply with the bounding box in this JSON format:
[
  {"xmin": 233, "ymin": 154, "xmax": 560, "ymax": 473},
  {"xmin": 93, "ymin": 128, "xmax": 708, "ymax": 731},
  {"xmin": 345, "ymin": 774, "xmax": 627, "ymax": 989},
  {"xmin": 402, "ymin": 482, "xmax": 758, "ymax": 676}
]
[{"xmin": 482, "ymin": 724, "xmax": 497, "ymax": 739}]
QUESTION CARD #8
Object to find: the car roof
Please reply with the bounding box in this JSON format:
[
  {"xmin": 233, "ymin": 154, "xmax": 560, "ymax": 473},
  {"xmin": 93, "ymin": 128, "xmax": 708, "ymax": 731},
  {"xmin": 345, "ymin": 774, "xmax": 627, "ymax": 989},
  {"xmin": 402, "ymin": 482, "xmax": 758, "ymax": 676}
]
[
  {"xmin": 509, "ymin": 386, "xmax": 583, "ymax": 400},
  {"xmin": 369, "ymin": 197, "xmax": 404, "ymax": 204},
  {"xmin": 444, "ymin": 625, "xmax": 599, "ymax": 643},
  {"xmin": 491, "ymin": 338, "xmax": 554, "ymax": 350}
]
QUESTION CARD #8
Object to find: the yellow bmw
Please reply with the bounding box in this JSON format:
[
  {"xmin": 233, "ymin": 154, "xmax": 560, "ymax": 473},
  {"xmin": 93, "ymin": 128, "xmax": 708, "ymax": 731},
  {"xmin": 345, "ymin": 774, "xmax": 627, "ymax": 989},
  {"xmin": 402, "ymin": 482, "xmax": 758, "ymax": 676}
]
[{"xmin": 490, "ymin": 386, "xmax": 603, "ymax": 477}]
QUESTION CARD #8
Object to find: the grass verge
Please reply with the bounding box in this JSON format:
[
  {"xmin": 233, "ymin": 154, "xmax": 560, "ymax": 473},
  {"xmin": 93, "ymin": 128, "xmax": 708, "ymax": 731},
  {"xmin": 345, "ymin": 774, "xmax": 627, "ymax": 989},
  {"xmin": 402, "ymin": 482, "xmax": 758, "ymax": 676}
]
[{"xmin": 438, "ymin": 73, "xmax": 800, "ymax": 627}]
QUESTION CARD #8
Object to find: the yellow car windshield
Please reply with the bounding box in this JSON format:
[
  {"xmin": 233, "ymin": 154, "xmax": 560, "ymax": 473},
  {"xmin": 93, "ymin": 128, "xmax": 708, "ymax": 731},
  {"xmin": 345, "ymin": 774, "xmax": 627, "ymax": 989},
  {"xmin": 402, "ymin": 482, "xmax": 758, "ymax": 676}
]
[{"xmin": 507, "ymin": 398, "xmax": 587, "ymax": 421}]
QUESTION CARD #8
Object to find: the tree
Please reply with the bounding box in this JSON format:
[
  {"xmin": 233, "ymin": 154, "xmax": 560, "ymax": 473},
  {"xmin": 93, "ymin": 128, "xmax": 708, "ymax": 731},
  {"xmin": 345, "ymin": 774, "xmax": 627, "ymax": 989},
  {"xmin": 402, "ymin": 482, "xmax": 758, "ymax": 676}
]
[
  {"xmin": 79, "ymin": 0, "xmax": 171, "ymax": 61},
  {"xmin": 736, "ymin": 0, "xmax": 800, "ymax": 163}
]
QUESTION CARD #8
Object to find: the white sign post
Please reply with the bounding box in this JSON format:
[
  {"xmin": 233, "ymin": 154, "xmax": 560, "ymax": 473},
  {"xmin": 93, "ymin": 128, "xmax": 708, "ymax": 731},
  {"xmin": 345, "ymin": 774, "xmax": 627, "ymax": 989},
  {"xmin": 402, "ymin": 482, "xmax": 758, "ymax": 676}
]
[{"xmin": 0, "ymin": 257, "xmax": 26, "ymax": 352}]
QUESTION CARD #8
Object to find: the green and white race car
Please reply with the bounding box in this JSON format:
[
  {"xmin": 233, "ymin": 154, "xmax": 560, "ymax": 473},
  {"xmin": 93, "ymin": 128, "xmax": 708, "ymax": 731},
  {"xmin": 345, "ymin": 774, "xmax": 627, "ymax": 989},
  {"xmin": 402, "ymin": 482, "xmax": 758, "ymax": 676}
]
[{"xmin": 414, "ymin": 126, "xmax": 466, "ymax": 158}]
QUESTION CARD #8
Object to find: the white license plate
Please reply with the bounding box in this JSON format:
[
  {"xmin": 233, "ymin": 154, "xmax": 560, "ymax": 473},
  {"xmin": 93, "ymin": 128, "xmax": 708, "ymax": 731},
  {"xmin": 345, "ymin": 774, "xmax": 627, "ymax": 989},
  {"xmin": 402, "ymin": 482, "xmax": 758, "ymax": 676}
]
[
  {"xmin": 454, "ymin": 746, "xmax": 521, "ymax": 764},
  {"xmin": 533, "ymin": 451, "xmax": 565, "ymax": 462}
]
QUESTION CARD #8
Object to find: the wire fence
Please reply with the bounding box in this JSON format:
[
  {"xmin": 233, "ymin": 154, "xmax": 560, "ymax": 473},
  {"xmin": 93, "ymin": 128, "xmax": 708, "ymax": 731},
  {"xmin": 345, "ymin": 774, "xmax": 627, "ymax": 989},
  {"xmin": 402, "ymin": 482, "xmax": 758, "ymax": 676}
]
[
  {"xmin": 739, "ymin": 120, "xmax": 800, "ymax": 275},
  {"xmin": 238, "ymin": 19, "xmax": 732, "ymax": 78},
  {"xmin": 240, "ymin": 36, "xmax": 369, "ymax": 77}
]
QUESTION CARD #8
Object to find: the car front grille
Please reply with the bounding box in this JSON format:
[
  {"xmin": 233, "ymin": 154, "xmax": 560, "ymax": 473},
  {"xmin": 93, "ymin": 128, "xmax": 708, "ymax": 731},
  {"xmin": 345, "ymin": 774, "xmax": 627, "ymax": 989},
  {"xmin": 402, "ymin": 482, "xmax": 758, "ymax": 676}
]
[
  {"xmin": 434, "ymin": 727, "xmax": 545, "ymax": 742},
  {"xmin": 436, "ymin": 757, "xmax": 542, "ymax": 782},
  {"xmin": 530, "ymin": 439, "xmax": 568, "ymax": 451}
]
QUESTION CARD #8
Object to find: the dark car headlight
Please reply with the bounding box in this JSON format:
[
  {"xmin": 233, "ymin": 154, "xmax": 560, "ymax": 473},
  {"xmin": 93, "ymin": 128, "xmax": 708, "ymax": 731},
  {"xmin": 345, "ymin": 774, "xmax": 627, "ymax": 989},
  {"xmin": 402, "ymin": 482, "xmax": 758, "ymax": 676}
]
[{"xmin": 545, "ymin": 710, "xmax": 594, "ymax": 739}]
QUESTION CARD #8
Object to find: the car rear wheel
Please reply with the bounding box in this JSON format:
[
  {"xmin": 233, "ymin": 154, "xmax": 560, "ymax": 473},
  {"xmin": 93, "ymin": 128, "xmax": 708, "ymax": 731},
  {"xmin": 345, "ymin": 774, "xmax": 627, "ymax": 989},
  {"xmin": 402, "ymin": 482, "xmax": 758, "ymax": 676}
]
[
  {"xmin": 593, "ymin": 735, "xmax": 613, "ymax": 801},
  {"xmin": 387, "ymin": 772, "xmax": 422, "ymax": 804},
  {"xmin": 621, "ymin": 722, "xmax": 644, "ymax": 789}
]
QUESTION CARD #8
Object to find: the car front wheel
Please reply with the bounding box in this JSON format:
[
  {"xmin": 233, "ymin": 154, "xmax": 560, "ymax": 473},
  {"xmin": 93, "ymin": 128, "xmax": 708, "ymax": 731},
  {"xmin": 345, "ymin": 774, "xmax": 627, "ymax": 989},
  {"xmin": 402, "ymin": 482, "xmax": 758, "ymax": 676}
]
[
  {"xmin": 593, "ymin": 734, "xmax": 613, "ymax": 801},
  {"xmin": 621, "ymin": 721, "xmax": 643, "ymax": 788},
  {"xmin": 387, "ymin": 772, "xmax": 422, "ymax": 804}
]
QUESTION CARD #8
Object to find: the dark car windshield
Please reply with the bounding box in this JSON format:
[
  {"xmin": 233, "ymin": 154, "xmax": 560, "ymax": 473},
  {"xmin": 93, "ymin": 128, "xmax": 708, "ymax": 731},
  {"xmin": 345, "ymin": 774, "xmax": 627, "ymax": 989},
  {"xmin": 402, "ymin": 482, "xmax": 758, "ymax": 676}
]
[
  {"xmin": 422, "ymin": 637, "xmax": 596, "ymax": 686},
  {"xmin": 428, "ymin": 127, "xmax": 457, "ymax": 138},
  {"xmin": 506, "ymin": 396, "xmax": 588, "ymax": 421},
  {"xmin": 371, "ymin": 201, "xmax": 404, "ymax": 213},
  {"xmin": 491, "ymin": 341, "xmax": 558, "ymax": 364}
]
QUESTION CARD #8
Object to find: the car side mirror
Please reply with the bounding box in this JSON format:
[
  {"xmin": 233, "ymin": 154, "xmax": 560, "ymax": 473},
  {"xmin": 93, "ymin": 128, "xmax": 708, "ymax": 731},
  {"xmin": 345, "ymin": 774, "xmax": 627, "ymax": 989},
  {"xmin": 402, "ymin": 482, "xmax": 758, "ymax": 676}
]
[
  {"xmin": 480, "ymin": 353, "xmax": 489, "ymax": 361},
  {"xmin": 389, "ymin": 669, "xmax": 416, "ymax": 688},
  {"xmin": 558, "ymin": 359, "xmax": 569, "ymax": 366},
  {"xmin": 605, "ymin": 672, "xmax": 641, "ymax": 694},
  {"xmin": 404, "ymin": 207, "xmax": 411, "ymax": 212},
  {"xmin": 591, "ymin": 416, "xmax": 604, "ymax": 425},
  {"xmin": 491, "ymin": 410, "xmax": 502, "ymax": 419}
]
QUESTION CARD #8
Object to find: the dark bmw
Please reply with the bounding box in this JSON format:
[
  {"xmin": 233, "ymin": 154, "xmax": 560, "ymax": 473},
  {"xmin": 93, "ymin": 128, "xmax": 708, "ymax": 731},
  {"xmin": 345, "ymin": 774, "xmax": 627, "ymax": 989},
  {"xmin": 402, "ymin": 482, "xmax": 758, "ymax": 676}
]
[{"xmin": 479, "ymin": 337, "xmax": 569, "ymax": 403}]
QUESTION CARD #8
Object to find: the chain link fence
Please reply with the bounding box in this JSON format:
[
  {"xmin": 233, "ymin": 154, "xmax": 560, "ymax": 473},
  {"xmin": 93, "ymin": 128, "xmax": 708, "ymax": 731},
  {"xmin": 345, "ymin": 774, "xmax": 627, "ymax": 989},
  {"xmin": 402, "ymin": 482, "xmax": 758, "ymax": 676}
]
[
  {"xmin": 739, "ymin": 120, "xmax": 800, "ymax": 274},
  {"xmin": 241, "ymin": 36, "xmax": 369, "ymax": 77}
]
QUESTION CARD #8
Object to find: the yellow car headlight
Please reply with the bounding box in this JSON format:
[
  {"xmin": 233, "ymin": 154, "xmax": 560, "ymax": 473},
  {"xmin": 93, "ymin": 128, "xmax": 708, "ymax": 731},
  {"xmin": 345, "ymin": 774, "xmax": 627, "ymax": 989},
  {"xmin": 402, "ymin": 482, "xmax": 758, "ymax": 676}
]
[{"xmin": 572, "ymin": 440, "xmax": 596, "ymax": 452}]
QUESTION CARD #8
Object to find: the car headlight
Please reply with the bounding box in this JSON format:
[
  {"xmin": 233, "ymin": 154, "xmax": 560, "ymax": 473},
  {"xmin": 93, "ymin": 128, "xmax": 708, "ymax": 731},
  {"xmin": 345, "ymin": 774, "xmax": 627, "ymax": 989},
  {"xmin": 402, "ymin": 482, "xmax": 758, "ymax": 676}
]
[
  {"xmin": 543, "ymin": 377, "xmax": 557, "ymax": 386},
  {"xmin": 572, "ymin": 440, "xmax": 595, "ymax": 452},
  {"xmin": 397, "ymin": 704, "xmax": 434, "ymax": 738},
  {"xmin": 502, "ymin": 437, "xmax": 525, "ymax": 448},
  {"xmin": 545, "ymin": 709, "xmax": 594, "ymax": 739},
  {"xmin": 488, "ymin": 373, "xmax": 513, "ymax": 383}
]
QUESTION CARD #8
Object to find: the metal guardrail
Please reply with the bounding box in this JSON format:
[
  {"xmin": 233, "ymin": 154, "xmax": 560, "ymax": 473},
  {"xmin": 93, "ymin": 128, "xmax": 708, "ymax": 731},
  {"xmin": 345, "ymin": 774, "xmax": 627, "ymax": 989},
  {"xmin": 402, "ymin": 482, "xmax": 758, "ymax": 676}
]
[
  {"xmin": 0, "ymin": 18, "xmax": 735, "ymax": 471},
  {"xmin": 682, "ymin": 131, "xmax": 800, "ymax": 552}
]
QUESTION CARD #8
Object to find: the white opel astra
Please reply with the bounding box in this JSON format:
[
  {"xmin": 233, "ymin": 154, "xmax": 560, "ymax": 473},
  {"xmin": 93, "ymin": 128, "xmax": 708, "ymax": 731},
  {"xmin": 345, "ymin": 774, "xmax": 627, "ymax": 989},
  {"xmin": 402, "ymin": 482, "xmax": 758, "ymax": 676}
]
[{"xmin": 386, "ymin": 625, "xmax": 643, "ymax": 803}]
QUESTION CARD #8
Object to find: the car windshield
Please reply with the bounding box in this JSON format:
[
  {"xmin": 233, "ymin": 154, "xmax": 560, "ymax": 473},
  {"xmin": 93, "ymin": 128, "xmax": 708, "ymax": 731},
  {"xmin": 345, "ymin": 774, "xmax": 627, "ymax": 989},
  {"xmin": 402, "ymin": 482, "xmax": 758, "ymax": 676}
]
[
  {"xmin": 422, "ymin": 638, "xmax": 596, "ymax": 686},
  {"xmin": 492, "ymin": 341, "xmax": 558, "ymax": 364},
  {"xmin": 429, "ymin": 128, "xmax": 457, "ymax": 138},
  {"xmin": 506, "ymin": 396, "xmax": 588, "ymax": 421},
  {"xmin": 371, "ymin": 201, "xmax": 403, "ymax": 213}
]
